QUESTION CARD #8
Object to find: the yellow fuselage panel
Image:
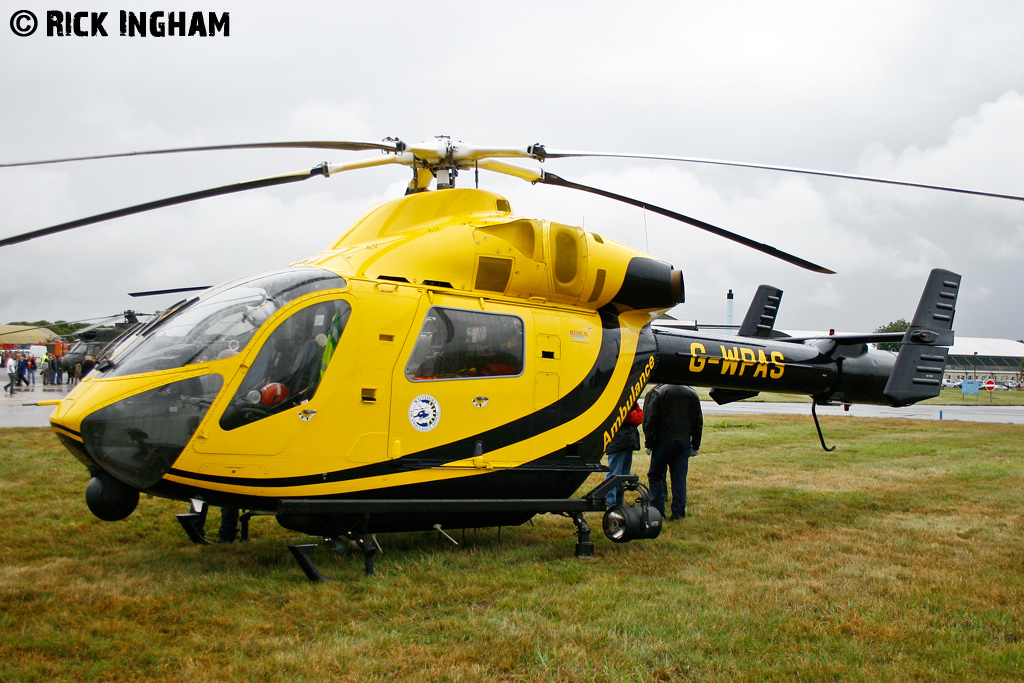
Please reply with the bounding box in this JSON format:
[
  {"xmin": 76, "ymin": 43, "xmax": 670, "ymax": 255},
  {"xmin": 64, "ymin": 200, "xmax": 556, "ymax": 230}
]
[
  {"xmin": 166, "ymin": 298, "xmax": 645, "ymax": 499},
  {"xmin": 388, "ymin": 296, "xmax": 600, "ymax": 459},
  {"xmin": 300, "ymin": 188, "xmax": 653, "ymax": 311},
  {"xmin": 328, "ymin": 189, "xmax": 513, "ymax": 248},
  {"xmin": 175, "ymin": 281, "xmax": 417, "ymax": 472}
]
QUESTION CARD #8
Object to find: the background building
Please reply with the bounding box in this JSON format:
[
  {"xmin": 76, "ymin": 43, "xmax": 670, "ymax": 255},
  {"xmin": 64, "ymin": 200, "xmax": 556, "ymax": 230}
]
[
  {"xmin": 945, "ymin": 338, "xmax": 1024, "ymax": 384},
  {"xmin": 0, "ymin": 324, "xmax": 58, "ymax": 349}
]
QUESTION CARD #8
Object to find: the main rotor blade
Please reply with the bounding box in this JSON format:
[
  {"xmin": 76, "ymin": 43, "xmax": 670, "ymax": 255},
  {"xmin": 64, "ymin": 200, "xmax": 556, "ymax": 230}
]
[
  {"xmin": 0, "ymin": 314, "xmax": 148, "ymax": 339},
  {"xmin": 128, "ymin": 286, "xmax": 211, "ymax": 298},
  {"xmin": 532, "ymin": 147, "xmax": 1024, "ymax": 203},
  {"xmin": 0, "ymin": 166, "xmax": 326, "ymax": 248},
  {"xmin": 72, "ymin": 315, "xmax": 129, "ymax": 335},
  {"xmin": 1, "ymin": 140, "xmax": 404, "ymax": 169},
  {"xmin": 538, "ymin": 171, "xmax": 835, "ymax": 274}
]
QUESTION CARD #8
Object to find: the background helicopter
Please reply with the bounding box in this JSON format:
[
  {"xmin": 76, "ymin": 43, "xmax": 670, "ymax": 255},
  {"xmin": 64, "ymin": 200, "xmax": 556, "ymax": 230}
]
[
  {"xmin": 0, "ymin": 137, "xmax": 1015, "ymax": 580},
  {"xmin": 60, "ymin": 287, "xmax": 214, "ymax": 373},
  {"xmin": 58, "ymin": 310, "xmax": 145, "ymax": 376}
]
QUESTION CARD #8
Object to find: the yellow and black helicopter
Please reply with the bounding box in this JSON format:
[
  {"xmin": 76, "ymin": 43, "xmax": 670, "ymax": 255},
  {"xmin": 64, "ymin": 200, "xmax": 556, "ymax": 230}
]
[{"xmin": 2, "ymin": 137, "xmax": 1008, "ymax": 580}]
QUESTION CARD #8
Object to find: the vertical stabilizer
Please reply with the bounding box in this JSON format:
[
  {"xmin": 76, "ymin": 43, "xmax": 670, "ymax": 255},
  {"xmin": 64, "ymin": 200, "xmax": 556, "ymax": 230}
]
[
  {"xmin": 737, "ymin": 285, "xmax": 783, "ymax": 338},
  {"xmin": 709, "ymin": 285, "xmax": 784, "ymax": 404},
  {"xmin": 883, "ymin": 269, "xmax": 960, "ymax": 407}
]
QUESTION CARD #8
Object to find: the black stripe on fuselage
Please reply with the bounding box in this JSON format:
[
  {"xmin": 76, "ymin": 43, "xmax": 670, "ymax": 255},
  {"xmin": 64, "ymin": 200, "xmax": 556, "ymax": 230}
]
[{"xmin": 51, "ymin": 422, "xmax": 81, "ymax": 440}]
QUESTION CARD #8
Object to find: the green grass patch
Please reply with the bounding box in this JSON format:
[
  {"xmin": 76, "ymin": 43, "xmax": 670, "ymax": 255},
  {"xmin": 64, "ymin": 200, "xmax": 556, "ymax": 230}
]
[{"xmin": 2, "ymin": 418, "xmax": 1023, "ymax": 682}]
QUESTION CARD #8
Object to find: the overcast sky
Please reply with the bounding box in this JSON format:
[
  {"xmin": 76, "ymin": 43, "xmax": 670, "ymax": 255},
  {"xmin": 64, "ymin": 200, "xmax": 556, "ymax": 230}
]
[{"xmin": 1, "ymin": 0, "xmax": 1022, "ymax": 340}]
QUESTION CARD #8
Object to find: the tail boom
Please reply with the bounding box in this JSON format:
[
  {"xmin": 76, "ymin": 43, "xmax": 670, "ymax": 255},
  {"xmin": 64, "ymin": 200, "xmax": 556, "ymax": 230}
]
[{"xmin": 650, "ymin": 269, "xmax": 960, "ymax": 408}]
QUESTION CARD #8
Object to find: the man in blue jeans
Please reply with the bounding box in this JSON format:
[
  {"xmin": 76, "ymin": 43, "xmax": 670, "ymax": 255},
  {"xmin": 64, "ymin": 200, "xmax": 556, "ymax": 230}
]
[
  {"xmin": 603, "ymin": 402, "xmax": 643, "ymax": 508},
  {"xmin": 642, "ymin": 384, "xmax": 703, "ymax": 520}
]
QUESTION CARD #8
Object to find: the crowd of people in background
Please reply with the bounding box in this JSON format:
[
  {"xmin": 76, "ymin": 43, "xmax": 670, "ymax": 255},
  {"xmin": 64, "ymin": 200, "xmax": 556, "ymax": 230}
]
[{"xmin": 3, "ymin": 350, "xmax": 85, "ymax": 395}]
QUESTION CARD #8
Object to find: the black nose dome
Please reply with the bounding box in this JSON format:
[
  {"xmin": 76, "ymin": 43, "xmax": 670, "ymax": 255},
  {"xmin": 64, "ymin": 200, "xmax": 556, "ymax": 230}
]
[{"xmin": 86, "ymin": 472, "xmax": 139, "ymax": 521}]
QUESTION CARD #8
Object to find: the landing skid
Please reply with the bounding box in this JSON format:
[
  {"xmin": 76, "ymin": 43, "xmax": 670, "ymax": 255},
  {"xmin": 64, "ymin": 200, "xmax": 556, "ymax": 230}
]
[
  {"xmin": 283, "ymin": 475, "xmax": 641, "ymax": 582},
  {"xmin": 175, "ymin": 512, "xmax": 214, "ymax": 544},
  {"xmin": 176, "ymin": 509, "xmax": 270, "ymax": 544},
  {"xmin": 289, "ymin": 538, "xmax": 380, "ymax": 580},
  {"xmin": 289, "ymin": 515, "xmax": 378, "ymax": 581}
]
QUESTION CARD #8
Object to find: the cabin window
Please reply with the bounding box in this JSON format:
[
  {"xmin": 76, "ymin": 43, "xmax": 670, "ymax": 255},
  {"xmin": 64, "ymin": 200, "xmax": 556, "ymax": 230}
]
[
  {"xmin": 219, "ymin": 299, "xmax": 351, "ymax": 430},
  {"xmin": 406, "ymin": 307, "xmax": 524, "ymax": 381}
]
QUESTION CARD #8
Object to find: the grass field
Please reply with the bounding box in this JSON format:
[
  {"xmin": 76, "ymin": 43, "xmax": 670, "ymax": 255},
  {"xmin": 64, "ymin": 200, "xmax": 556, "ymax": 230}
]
[{"xmin": 2, "ymin": 416, "xmax": 1023, "ymax": 682}]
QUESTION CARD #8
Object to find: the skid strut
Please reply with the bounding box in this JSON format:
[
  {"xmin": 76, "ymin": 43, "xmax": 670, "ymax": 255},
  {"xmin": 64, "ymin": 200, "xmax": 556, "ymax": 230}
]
[
  {"xmin": 287, "ymin": 515, "xmax": 376, "ymax": 582},
  {"xmin": 288, "ymin": 544, "xmax": 330, "ymax": 582},
  {"xmin": 572, "ymin": 513, "xmax": 594, "ymax": 558}
]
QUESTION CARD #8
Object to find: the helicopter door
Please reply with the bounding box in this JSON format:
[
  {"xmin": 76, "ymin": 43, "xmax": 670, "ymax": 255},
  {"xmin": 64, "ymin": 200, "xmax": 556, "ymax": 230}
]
[
  {"xmin": 393, "ymin": 303, "xmax": 527, "ymax": 466},
  {"xmin": 193, "ymin": 297, "xmax": 352, "ymax": 457}
]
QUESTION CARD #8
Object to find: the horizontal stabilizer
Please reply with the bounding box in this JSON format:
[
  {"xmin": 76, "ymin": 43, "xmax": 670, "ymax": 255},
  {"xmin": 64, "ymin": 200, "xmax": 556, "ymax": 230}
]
[{"xmin": 780, "ymin": 332, "xmax": 904, "ymax": 345}]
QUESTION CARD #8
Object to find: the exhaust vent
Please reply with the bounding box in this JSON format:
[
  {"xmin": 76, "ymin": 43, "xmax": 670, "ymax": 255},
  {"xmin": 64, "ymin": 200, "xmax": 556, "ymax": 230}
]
[{"xmin": 475, "ymin": 256, "xmax": 513, "ymax": 293}]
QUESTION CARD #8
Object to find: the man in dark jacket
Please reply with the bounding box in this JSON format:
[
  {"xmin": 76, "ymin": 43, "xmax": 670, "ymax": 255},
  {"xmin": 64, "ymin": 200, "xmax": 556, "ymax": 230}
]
[
  {"xmin": 642, "ymin": 384, "xmax": 703, "ymax": 520},
  {"xmin": 17, "ymin": 355, "xmax": 29, "ymax": 387}
]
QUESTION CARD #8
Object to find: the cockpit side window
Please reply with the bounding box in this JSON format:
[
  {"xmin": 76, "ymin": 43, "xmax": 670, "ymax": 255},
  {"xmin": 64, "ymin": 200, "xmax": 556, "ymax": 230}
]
[
  {"xmin": 406, "ymin": 307, "xmax": 524, "ymax": 380},
  {"xmin": 219, "ymin": 299, "xmax": 351, "ymax": 430}
]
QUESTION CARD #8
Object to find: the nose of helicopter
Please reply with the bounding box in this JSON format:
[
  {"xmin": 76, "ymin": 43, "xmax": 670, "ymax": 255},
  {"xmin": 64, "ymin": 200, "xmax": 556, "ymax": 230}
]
[
  {"xmin": 50, "ymin": 374, "xmax": 224, "ymax": 498},
  {"xmin": 49, "ymin": 399, "xmax": 150, "ymax": 522}
]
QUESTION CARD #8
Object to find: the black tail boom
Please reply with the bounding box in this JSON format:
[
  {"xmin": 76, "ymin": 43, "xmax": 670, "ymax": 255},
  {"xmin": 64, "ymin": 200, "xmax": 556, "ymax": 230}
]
[{"xmin": 650, "ymin": 269, "xmax": 960, "ymax": 408}]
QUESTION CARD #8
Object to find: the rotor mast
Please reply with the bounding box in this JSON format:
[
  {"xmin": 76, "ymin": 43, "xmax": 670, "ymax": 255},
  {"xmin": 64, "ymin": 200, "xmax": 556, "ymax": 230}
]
[{"xmin": 399, "ymin": 136, "xmax": 541, "ymax": 193}]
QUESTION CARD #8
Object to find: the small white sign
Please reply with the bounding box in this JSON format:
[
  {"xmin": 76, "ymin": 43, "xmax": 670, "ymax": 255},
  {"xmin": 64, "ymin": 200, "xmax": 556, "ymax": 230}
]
[{"xmin": 408, "ymin": 394, "xmax": 441, "ymax": 432}]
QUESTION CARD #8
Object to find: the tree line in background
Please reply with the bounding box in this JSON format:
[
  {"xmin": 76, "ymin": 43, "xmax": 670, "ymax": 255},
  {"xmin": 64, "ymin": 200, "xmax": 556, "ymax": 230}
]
[
  {"xmin": 5, "ymin": 320, "xmax": 91, "ymax": 338},
  {"xmin": 873, "ymin": 318, "xmax": 909, "ymax": 352},
  {"xmin": 872, "ymin": 320, "xmax": 1023, "ymax": 383}
]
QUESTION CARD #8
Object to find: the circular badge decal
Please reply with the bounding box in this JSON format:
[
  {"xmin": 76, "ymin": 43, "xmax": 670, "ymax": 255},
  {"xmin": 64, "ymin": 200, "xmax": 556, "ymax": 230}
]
[{"xmin": 408, "ymin": 394, "xmax": 441, "ymax": 432}]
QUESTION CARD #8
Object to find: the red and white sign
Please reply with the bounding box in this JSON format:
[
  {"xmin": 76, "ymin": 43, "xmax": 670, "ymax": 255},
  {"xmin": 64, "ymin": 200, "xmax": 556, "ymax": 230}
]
[{"xmin": 985, "ymin": 380, "xmax": 996, "ymax": 391}]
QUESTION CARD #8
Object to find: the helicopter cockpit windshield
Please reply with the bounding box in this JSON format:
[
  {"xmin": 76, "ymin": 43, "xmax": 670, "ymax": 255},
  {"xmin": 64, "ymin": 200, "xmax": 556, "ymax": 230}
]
[{"xmin": 100, "ymin": 267, "xmax": 346, "ymax": 378}]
